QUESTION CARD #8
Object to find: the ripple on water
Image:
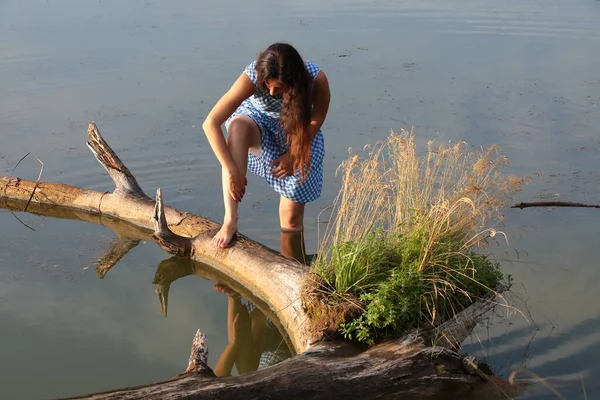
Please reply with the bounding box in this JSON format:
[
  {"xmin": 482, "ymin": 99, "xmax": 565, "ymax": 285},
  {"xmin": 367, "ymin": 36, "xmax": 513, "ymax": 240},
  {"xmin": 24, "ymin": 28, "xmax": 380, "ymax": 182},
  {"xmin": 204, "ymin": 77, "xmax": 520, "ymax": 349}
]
[{"xmin": 335, "ymin": 1, "xmax": 600, "ymax": 40}]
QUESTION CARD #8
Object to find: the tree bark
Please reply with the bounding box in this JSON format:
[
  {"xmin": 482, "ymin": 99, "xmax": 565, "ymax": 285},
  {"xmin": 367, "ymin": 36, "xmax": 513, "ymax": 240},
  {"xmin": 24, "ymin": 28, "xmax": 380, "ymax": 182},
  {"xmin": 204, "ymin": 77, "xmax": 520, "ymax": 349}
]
[
  {"xmin": 0, "ymin": 122, "xmax": 524, "ymax": 400},
  {"xmin": 61, "ymin": 332, "xmax": 526, "ymax": 400}
]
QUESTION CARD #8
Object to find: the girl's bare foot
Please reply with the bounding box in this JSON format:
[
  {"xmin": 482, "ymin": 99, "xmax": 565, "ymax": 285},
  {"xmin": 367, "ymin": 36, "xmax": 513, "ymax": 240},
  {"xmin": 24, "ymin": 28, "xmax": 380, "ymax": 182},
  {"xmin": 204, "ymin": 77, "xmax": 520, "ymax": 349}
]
[{"xmin": 213, "ymin": 221, "xmax": 237, "ymax": 248}]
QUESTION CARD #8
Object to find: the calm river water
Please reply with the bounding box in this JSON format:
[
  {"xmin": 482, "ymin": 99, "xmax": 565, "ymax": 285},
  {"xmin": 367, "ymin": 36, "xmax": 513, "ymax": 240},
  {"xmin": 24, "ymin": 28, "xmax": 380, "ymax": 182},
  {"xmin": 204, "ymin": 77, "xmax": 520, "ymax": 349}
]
[{"xmin": 1, "ymin": 0, "xmax": 599, "ymax": 398}]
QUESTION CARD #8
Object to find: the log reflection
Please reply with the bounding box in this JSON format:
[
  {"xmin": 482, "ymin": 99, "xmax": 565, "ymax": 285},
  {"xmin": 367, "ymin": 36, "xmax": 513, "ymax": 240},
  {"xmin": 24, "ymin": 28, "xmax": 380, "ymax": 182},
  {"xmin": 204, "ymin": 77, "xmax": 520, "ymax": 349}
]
[
  {"xmin": 152, "ymin": 255, "xmax": 296, "ymax": 365},
  {"xmin": 2, "ymin": 198, "xmax": 297, "ymax": 361},
  {"xmin": 95, "ymin": 235, "xmax": 141, "ymax": 279},
  {"xmin": 211, "ymin": 282, "xmax": 292, "ymax": 376}
]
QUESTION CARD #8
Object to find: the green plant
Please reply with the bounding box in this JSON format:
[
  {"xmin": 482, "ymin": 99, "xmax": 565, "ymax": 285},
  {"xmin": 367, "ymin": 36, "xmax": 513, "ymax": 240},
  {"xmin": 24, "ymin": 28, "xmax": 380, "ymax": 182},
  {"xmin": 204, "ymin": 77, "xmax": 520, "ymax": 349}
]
[{"xmin": 302, "ymin": 129, "xmax": 527, "ymax": 344}]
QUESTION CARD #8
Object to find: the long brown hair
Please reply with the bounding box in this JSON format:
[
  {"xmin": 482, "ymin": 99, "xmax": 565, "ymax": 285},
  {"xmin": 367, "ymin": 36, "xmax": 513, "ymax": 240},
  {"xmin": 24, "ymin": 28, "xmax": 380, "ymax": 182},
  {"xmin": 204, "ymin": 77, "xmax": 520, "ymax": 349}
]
[{"xmin": 255, "ymin": 43, "xmax": 312, "ymax": 180}]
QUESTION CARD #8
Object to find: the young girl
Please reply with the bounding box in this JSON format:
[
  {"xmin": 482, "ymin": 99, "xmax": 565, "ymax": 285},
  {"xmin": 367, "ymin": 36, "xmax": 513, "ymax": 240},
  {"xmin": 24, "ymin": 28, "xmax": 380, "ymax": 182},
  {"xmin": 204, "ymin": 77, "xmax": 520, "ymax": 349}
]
[{"xmin": 202, "ymin": 43, "xmax": 331, "ymax": 263}]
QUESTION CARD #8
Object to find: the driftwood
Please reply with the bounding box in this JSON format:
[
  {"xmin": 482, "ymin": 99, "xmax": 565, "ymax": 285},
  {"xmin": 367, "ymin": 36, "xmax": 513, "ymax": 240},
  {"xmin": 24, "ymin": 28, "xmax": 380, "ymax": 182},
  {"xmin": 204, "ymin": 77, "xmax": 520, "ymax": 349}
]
[
  {"xmin": 60, "ymin": 333, "xmax": 525, "ymax": 400},
  {"xmin": 511, "ymin": 201, "xmax": 600, "ymax": 209},
  {"xmin": 0, "ymin": 122, "xmax": 525, "ymax": 399}
]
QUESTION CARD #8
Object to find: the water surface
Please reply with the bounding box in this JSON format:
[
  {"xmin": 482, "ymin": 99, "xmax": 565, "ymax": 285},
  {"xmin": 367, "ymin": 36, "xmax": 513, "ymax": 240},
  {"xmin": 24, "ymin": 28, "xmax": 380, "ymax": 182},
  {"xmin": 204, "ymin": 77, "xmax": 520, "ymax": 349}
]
[{"xmin": 1, "ymin": 0, "xmax": 600, "ymax": 398}]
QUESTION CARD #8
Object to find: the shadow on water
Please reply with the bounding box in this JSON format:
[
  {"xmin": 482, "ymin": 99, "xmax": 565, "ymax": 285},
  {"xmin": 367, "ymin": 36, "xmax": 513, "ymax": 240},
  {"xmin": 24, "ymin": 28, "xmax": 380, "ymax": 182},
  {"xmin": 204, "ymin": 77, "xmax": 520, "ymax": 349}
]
[{"xmin": 463, "ymin": 308, "xmax": 600, "ymax": 399}]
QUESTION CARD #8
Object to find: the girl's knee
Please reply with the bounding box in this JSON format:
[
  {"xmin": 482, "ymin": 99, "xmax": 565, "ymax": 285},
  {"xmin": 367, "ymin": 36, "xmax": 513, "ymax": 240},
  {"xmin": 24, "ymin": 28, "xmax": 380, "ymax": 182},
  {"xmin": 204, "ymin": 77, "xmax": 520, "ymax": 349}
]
[
  {"xmin": 280, "ymin": 210, "xmax": 304, "ymax": 231},
  {"xmin": 279, "ymin": 197, "xmax": 305, "ymax": 230},
  {"xmin": 227, "ymin": 120, "xmax": 247, "ymax": 142},
  {"xmin": 228, "ymin": 117, "xmax": 248, "ymax": 132},
  {"xmin": 227, "ymin": 116, "xmax": 260, "ymax": 147}
]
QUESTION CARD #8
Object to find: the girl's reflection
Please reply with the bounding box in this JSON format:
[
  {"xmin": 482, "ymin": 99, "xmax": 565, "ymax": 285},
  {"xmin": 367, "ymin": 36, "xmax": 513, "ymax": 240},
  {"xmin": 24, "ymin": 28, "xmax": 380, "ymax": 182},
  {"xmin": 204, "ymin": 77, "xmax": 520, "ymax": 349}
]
[{"xmin": 212, "ymin": 283, "xmax": 291, "ymax": 377}]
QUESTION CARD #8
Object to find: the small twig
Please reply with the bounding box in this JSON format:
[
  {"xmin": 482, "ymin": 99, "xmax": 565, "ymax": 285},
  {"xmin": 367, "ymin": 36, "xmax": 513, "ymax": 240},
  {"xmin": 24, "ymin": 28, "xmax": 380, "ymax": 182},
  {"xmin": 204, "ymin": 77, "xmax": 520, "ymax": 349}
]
[
  {"xmin": 12, "ymin": 152, "xmax": 31, "ymax": 172},
  {"xmin": 8, "ymin": 152, "xmax": 43, "ymax": 228},
  {"xmin": 24, "ymin": 157, "xmax": 44, "ymax": 212},
  {"xmin": 511, "ymin": 201, "xmax": 600, "ymax": 209},
  {"xmin": 10, "ymin": 211, "xmax": 36, "ymax": 231}
]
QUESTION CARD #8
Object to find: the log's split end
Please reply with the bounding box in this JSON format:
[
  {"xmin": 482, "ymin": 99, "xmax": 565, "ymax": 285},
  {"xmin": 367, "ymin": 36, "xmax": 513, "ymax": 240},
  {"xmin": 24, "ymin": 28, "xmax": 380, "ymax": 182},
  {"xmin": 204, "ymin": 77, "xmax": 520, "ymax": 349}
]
[
  {"xmin": 185, "ymin": 329, "xmax": 215, "ymax": 376},
  {"xmin": 153, "ymin": 188, "xmax": 167, "ymax": 232},
  {"xmin": 87, "ymin": 122, "xmax": 149, "ymax": 200}
]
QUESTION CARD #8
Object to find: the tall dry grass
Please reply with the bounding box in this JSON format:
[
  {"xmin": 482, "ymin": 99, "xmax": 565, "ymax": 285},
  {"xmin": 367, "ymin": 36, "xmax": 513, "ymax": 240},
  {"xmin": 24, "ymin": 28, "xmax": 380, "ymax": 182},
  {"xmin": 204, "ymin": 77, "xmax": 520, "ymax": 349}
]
[{"xmin": 304, "ymin": 129, "xmax": 527, "ymax": 343}]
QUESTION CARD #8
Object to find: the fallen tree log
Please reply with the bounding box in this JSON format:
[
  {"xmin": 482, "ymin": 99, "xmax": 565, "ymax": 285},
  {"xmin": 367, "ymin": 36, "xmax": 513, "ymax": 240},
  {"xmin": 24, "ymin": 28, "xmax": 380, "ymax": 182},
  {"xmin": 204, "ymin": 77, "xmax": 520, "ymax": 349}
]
[
  {"xmin": 0, "ymin": 197, "xmax": 299, "ymax": 355},
  {"xmin": 0, "ymin": 122, "xmax": 525, "ymax": 399},
  {"xmin": 62, "ymin": 331, "xmax": 525, "ymax": 400},
  {"xmin": 1, "ymin": 122, "xmax": 313, "ymax": 354}
]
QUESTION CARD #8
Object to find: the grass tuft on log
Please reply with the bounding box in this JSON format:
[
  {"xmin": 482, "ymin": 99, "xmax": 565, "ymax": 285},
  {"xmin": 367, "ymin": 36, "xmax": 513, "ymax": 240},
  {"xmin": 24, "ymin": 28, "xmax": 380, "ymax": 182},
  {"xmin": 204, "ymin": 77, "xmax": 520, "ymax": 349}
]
[{"xmin": 302, "ymin": 129, "xmax": 528, "ymax": 345}]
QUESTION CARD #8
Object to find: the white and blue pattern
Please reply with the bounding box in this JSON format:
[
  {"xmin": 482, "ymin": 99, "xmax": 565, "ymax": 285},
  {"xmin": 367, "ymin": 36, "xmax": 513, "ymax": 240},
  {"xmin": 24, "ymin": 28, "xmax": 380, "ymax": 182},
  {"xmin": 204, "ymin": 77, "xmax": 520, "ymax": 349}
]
[{"xmin": 225, "ymin": 60, "xmax": 325, "ymax": 203}]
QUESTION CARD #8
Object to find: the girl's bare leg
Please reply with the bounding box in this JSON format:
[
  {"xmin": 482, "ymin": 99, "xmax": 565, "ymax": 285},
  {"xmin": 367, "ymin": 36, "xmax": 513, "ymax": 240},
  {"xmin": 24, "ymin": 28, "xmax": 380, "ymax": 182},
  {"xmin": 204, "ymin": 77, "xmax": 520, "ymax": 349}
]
[
  {"xmin": 279, "ymin": 196, "xmax": 307, "ymax": 263},
  {"xmin": 213, "ymin": 115, "xmax": 261, "ymax": 248},
  {"xmin": 212, "ymin": 283, "xmax": 246, "ymax": 377}
]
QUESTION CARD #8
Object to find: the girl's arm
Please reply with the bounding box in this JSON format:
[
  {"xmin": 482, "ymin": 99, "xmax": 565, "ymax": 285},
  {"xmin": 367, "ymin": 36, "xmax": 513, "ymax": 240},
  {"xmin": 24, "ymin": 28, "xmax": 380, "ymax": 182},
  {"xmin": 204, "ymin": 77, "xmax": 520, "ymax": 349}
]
[
  {"xmin": 309, "ymin": 70, "xmax": 331, "ymax": 140},
  {"xmin": 202, "ymin": 73, "xmax": 255, "ymax": 202}
]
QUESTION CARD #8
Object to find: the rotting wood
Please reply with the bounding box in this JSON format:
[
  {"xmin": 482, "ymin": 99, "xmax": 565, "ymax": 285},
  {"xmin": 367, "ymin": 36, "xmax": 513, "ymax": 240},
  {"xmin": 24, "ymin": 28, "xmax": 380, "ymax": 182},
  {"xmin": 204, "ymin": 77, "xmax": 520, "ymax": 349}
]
[{"xmin": 0, "ymin": 122, "xmax": 525, "ymax": 400}]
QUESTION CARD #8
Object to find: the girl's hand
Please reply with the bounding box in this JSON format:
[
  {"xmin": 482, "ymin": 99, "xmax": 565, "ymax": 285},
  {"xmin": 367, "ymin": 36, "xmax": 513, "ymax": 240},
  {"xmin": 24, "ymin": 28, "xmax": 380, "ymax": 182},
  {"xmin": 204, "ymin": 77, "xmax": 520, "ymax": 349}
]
[
  {"xmin": 270, "ymin": 152, "xmax": 294, "ymax": 178},
  {"xmin": 228, "ymin": 167, "xmax": 246, "ymax": 202}
]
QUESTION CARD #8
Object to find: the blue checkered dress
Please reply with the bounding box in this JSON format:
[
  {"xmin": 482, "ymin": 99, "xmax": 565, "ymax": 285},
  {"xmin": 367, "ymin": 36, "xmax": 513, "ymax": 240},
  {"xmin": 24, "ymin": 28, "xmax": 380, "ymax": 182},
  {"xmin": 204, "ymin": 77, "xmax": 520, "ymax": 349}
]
[{"xmin": 225, "ymin": 60, "xmax": 325, "ymax": 203}]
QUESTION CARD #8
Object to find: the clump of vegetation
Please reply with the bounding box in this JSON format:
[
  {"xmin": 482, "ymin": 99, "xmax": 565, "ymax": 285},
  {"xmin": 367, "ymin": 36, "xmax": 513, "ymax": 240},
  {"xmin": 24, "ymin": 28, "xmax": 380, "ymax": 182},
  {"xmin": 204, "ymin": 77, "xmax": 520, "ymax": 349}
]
[{"xmin": 302, "ymin": 129, "xmax": 527, "ymax": 345}]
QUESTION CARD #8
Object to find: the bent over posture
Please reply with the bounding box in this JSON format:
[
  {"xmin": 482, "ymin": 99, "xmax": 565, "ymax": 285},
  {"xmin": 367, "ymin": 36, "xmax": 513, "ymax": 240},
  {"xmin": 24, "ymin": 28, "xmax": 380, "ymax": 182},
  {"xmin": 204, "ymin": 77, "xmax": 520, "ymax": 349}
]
[{"xmin": 202, "ymin": 43, "xmax": 331, "ymax": 263}]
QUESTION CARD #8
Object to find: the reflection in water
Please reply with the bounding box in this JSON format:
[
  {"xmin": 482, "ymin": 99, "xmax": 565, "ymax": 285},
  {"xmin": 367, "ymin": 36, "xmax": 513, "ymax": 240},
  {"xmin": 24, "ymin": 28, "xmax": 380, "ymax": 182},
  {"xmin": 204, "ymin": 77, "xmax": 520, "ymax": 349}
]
[
  {"xmin": 152, "ymin": 255, "xmax": 293, "ymax": 373},
  {"xmin": 464, "ymin": 307, "xmax": 600, "ymax": 398},
  {"xmin": 152, "ymin": 255, "xmax": 196, "ymax": 317},
  {"xmin": 2, "ymin": 197, "xmax": 296, "ymax": 374},
  {"xmin": 212, "ymin": 283, "xmax": 292, "ymax": 376},
  {"xmin": 96, "ymin": 235, "xmax": 141, "ymax": 279}
]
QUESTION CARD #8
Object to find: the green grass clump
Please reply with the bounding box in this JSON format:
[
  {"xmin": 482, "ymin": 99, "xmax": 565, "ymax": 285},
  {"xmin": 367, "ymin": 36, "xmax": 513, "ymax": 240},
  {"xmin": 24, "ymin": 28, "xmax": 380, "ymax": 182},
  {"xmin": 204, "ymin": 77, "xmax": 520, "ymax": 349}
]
[{"xmin": 302, "ymin": 129, "xmax": 526, "ymax": 344}]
